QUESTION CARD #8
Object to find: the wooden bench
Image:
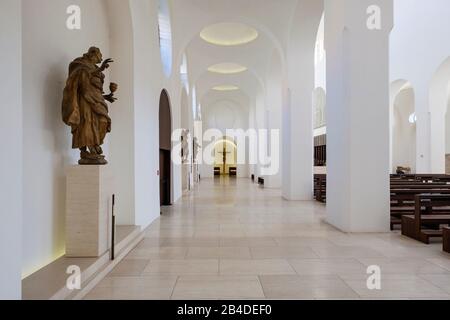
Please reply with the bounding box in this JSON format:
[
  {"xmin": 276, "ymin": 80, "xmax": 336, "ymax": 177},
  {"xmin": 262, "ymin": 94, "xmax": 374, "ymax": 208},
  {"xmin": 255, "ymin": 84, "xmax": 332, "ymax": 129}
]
[
  {"xmin": 401, "ymin": 194, "xmax": 450, "ymax": 244},
  {"xmin": 258, "ymin": 177, "xmax": 264, "ymax": 186},
  {"xmin": 444, "ymin": 227, "xmax": 450, "ymax": 253},
  {"xmin": 229, "ymin": 167, "xmax": 237, "ymax": 176},
  {"xmin": 314, "ymin": 174, "xmax": 326, "ymax": 203},
  {"xmin": 214, "ymin": 167, "xmax": 221, "ymax": 176},
  {"xmin": 390, "ymin": 187, "xmax": 450, "ymax": 230}
]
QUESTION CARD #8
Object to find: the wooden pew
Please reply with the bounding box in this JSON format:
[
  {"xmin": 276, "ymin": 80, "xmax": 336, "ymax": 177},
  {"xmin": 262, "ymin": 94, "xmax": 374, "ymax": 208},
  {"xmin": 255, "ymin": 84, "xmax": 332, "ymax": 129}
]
[
  {"xmin": 444, "ymin": 227, "xmax": 450, "ymax": 253},
  {"xmin": 314, "ymin": 174, "xmax": 326, "ymax": 203},
  {"xmin": 390, "ymin": 186, "xmax": 450, "ymax": 229},
  {"xmin": 401, "ymin": 194, "xmax": 450, "ymax": 244}
]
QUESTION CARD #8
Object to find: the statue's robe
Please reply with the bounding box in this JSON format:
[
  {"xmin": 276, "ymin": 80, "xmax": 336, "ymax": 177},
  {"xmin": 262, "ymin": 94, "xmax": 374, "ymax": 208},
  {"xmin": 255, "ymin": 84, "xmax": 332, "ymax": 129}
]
[{"xmin": 62, "ymin": 57, "xmax": 111, "ymax": 149}]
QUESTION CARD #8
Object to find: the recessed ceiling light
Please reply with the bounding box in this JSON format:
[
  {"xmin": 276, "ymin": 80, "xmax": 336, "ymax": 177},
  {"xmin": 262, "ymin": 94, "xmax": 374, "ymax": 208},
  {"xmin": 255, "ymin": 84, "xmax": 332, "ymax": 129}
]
[
  {"xmin": 208, "ymin": 63, "xmax": 247, "ymax": 74},
  {"xmin": 212, "ymin": 85, "xmax": 240, "ymax": 91},
  {"xmin": 200, "ymin": 22, "xmax": 258, "ymax": 46}
]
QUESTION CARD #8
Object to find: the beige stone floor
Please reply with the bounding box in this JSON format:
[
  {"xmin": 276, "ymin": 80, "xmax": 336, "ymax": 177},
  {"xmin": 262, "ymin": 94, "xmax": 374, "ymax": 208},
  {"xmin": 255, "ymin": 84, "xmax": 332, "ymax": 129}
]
[{"xmin": 85, "ymin": 177, "xmax": 450, "ymax": 300}]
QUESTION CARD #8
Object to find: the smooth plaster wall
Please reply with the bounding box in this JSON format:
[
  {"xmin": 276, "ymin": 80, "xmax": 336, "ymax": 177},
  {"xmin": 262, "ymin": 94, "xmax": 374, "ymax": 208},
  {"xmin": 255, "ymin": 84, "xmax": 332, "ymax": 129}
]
[
  {"xmin": 392, "ymin": 88, "xmax": 416, "ymax": 172},
  {"xmin": 20, "ymin": 0, "xmax": 183, "ymax": 277},
  {"xmin": 130, "ymin": 0, "xmax": 182, "ymax": 227},
  {"xmin": 0, "ymin": 0, "xmax": 22, "ymax": 299},
  {"xmin": 21, "ymin": 0, "xmax": 110, "ymax": 277},
  {"xmin": 200, "ymin": 98, "xmax": 250, "ymax": 178},
  {"xmin": 390, "ymin": 0, "xmax": 450, "ymax": 172},
  {"xmin": 106, "ymin": 0, "xmax": 136, "ymax": 226}
]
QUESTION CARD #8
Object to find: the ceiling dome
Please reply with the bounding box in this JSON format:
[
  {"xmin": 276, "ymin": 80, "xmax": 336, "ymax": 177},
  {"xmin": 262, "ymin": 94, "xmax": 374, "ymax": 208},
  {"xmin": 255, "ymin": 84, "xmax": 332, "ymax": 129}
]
[
  {"xmin": 200, "ymin": 22, "xmax": 258, "ymax": 46},
  {"xmin": 208, "ymin": 62, "xmax": 247, "ymax": 74},
  {"xmin": 212, "ymin": 85, "xmax": 240, "ymax": 91}
]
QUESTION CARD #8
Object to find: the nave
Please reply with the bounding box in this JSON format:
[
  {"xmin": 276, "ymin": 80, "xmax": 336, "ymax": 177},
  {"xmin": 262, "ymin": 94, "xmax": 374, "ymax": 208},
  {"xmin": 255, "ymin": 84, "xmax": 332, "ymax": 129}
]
[{"xmin": 86, "ymin": 178, "xmax": 450, "ymax": 300}]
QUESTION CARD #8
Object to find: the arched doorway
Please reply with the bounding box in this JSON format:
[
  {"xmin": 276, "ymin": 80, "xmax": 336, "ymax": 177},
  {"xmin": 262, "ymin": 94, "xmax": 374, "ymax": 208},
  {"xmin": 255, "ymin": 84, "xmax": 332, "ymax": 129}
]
[
  {"xmin": 159, "ymin": 89, "xmax": 172, "ymax": 206},
  {"xmin": 392, "ymin": 85, "xmax": 416, "ymax": 173},
  {"xmin": 214, "ymin": 138, "xmax": 238, "ymax": 176},
  {"xmin": 313, "ymin": 87, "xmax": 326, "ymax": 169},
  {"xmin": 429, "ymin": 57, "xmax": 450, "ymax": 173}
]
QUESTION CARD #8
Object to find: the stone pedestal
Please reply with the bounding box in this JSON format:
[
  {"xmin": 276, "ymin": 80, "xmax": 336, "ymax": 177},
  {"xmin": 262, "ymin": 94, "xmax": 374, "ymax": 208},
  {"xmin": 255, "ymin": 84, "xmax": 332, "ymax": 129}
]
[{"xmin": 65, "ymin": 165, "xmax": 113, "ymax": 257}]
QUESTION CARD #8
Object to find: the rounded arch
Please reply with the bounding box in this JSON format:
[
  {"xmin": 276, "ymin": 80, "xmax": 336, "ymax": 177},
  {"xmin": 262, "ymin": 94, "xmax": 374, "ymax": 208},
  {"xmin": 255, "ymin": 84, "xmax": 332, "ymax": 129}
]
[
  {"xmin": 214, "ymin": 136, "xmax": 239, "ymax": 176},
  {"xmin": 194, "ymin": 68, "xmax": 265, "ymax": 103},
  {"xmin": 429, "ymin": 57, "xmax": 450, "ymax": 173},
  {"xmin": 174, "ymin": 16, "xmax": 287, "ymax": 83},
  {"xmin": 391, "ymin": 82, "xmax": 416, "ymax": 173},
  {"xmin": 159, "ymin": 89, "xmax": 172, "ymax": 206},
  {"xmin": 430, "ymin": 57, "xmax": 450, "ymax": 114}
]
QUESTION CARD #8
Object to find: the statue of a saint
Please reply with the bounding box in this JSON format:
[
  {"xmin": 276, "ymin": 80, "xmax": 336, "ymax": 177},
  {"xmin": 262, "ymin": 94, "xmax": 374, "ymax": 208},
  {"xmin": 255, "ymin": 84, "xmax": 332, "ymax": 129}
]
[
  {"xmin": 181, "ymin": 129, "xmax": 190, "ymax": 164},
  {"xmin": 62, "ymin": 47, "xmax": 118, "ymax": 165},
  {"xmin": 193, "ymin": 137, "xmax": 201, "ymax": 163}
]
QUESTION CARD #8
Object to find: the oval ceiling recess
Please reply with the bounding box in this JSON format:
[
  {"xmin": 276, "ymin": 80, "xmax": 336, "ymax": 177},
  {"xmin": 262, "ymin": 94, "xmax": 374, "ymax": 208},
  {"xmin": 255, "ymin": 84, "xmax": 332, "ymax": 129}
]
[
  {"xmin": 212, "ymin": 85, "xmax": 240, "ymax": 91},
  {"xmin": 208, "ymin": 62, "xmax": 248, "ymax": 74},
  {"xmin": 200, "ymin": 22, "xmax": 259, "ymax": 46}
]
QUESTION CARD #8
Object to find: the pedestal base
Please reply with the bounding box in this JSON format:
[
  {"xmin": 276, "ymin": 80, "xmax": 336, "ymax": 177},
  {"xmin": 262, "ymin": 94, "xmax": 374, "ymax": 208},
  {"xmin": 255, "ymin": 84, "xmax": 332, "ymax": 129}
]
[{"xmin": 65, "ymin": 165, "xmax": 113, "ymax": 257}]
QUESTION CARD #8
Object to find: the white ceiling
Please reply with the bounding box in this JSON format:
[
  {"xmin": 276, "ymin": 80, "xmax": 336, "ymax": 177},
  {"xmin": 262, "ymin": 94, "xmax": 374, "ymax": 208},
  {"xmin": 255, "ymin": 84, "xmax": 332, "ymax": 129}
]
[{"xmin": 170, "ymin": 0, "xmax": 300, "ymax": 109}]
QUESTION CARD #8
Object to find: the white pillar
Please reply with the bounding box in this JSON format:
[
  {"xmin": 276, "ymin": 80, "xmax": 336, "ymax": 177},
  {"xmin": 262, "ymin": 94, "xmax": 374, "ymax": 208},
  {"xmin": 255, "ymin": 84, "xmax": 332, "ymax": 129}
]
[
  {"xmin": 0, "ymin": 0, "xmax": 22, "ymax": 299},
  {"xmin": 325, "ymin": 0, "xmax": 393, "ymax": 232},
  {"xmin": 430, "ymin": 110, "xmax": 446, "ymax": 173},
  {"xmin": 283, "ymin": 87, "xmax": 314, "ymax": 200},
  {"xmin": 415, "ymin": 91, "xmax": 431, "ymax": 173}
]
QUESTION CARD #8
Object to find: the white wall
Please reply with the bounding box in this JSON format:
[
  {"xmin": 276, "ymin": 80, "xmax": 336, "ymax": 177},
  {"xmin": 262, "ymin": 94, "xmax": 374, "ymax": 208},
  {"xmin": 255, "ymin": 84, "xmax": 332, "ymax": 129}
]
[
  {"xmin": 392, "ymin": 88, "xmax": 416, "ymax": 172},
  {"xmin": 21, "ymin": 0, "xmax": 110, "ymax": 278},
  {"xmin": 264, "ymin": 50, "xmax": 283, "ymax": 188},
  {"xmin": 200, "ymin": 96, "xmax": 250, "ymax": 178},
  {"xmin": 325, "ymin": 0, "xmax": 392, "ymax": 232},
  {"xmin": 283, "ymin": 0, "xmax": 323, "ymax": 200},
  {"xmin": 390, "ymin": 0, "xmax": 450, "ymax": 172},
  {"xmin": 0, "ymin": 0, "xmax": 22, "ymax": 299},
  {"xmin": 107, "ymin": 0, "xmax": 135, "ymax": 225},
  {"xmin": 130, "ymin": 0, "xmax": 164, "ymax": 226},
  {"xmin": 446, "ymin": 106, "xmax": 450, "ymax": 154}
]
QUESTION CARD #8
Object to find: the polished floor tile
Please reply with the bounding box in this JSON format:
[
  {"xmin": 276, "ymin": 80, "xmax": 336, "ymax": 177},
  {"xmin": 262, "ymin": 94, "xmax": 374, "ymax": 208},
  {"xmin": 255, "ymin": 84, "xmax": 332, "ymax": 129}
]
[
  {"xmin": 85, "ymin": 276, "xmax": 177, "ymax": 300},
  {"xmin": 259, "ymin": 275, "xmax": 359, "ymax": 299},
  {"xmin": 172, "ymin": 276, "xmax": 265, "ymax": 300},
  {"xmin": 357, "ymin": 258, "xmax": 450, "ymax": 274},
  {"xmin": 288, "ymin": 259, "xmax": 368, "ymax": 276},
  {"xmin": 109, "ymin": 259, "xmax": 150, "ymax": 277},
  {"xmin": 143, "ymin": 259, "xmax": 219, "ymax": 275},
  {"xmin": 187, "ymin": 247, "xmax": 252, "ymax": 259},
  {"xmin": 340, "ymin": 274, "xmax": 450, "ymax": 299},
  {"xmin": 220, "ymin": 259, "xmax": 296, "ymax": 276},
  {"xmin": 86, "ymin": 178, "xmax": 450, "ymax": 300},
  {"xmin": 250, "ymin": 246, "xmax": 318, "ymax": 259}
]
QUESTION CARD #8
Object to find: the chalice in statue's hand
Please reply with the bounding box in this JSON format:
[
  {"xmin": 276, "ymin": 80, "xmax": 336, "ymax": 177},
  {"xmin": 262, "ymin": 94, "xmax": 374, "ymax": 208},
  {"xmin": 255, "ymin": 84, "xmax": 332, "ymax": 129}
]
[{"xmin": 104, "ymin": 83, "xmax": 118, "ymax": 103}]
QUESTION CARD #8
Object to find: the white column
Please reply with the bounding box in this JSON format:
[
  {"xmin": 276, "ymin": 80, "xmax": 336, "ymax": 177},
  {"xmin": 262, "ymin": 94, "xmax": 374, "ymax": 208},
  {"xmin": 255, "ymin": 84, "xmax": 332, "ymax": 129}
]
[
  {"xmin": 415, "ymin": 91, "xmax": 431, "ymax": 173},
  {"xmin": 430, "ymin": 110, "xmax": 446, "ymax": 173},
  {"xmin": 325, "ymin": 0, "xmax": 393, "ymax": 232},
  {"xmin": 0, "ymin": 0, "xmax": 22, "ymax": 299}
]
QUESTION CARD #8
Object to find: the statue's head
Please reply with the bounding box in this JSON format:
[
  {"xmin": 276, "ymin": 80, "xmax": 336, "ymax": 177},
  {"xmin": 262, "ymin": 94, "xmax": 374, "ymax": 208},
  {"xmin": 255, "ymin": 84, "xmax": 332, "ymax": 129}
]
[{"xmin": 85, "ymin": 47, "xmax": 103, "ymax": 64}]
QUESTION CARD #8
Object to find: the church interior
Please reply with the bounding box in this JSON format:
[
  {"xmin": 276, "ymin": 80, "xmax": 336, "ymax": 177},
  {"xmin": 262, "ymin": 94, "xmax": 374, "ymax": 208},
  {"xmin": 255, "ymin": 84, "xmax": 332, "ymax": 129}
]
[{"xmin": 1, "ymin": 0, "xmax": 450, "ymax": 301}]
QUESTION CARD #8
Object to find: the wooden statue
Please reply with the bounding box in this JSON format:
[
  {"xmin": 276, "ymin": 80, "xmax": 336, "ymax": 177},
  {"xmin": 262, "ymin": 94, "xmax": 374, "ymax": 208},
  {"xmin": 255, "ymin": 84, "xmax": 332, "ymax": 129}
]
[
  {"xmin": 193, "ymin": 137, "xmax": 201, "ymax": 162},
  {"xmin": 181, "ymin": 129, "xmax": 190, "ymax": 164},
  {"xmin": 62, "ymin": 47, "xmax": 118, "ymax": 165}
]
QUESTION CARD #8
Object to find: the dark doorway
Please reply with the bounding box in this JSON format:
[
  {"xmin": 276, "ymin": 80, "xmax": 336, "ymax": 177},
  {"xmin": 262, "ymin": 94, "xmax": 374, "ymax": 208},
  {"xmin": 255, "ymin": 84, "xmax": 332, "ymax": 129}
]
[{"xmin": 159, "ymin": 90, "xmax": 172, "ymax": 206}]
